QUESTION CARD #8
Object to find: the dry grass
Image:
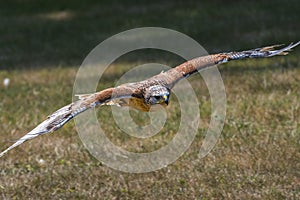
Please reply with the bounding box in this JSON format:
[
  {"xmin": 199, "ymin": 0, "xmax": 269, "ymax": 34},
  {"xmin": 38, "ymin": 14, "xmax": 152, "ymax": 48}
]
[{"xmin": 1, "ymin": 58, "xmax": 299, "ymax": 200}]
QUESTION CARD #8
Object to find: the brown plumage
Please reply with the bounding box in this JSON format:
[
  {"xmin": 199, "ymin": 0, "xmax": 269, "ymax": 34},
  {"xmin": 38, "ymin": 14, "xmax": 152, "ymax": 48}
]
[{"xmin": 0, "ymin": 42, "xmax": 299, "ymax": 157}]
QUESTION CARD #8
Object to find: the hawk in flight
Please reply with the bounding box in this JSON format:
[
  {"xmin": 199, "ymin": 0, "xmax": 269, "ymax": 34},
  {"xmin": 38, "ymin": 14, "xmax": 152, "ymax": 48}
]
[{"xmin": 0, "ymin": 42, "xmax": 299, "ymax": 157}]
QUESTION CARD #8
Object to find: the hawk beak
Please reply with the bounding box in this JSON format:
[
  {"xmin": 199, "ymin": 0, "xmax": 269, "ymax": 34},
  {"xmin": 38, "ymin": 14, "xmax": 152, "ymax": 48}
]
[{"xmin": 163, "ymin": 95, "xmax": 169, "ymax": 105}]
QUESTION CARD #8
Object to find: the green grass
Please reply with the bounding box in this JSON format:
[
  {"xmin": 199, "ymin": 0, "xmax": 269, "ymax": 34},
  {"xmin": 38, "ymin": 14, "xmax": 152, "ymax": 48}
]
[{"xmin": 0, "ymin": 0, "xmax": 300, "ymax": 199}]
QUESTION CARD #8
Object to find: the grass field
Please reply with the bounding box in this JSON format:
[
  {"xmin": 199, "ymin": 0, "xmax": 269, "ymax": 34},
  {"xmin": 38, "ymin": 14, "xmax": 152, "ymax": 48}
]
[{"xmin": 0, "ymin": 0, "xmax": 299, "ymax": 199}]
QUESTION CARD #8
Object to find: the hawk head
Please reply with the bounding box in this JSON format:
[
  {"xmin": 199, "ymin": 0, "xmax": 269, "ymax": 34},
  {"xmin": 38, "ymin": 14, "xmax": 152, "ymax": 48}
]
[{"xmin": 144, "ymin": 85, "xmax": 170, "ymax": 106}]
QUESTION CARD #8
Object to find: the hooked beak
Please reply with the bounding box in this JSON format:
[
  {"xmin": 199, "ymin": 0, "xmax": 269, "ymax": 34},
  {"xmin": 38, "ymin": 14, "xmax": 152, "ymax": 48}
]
[{"xmin": 163, "ymin": 95, "xmax": 169, "ymax": 105}]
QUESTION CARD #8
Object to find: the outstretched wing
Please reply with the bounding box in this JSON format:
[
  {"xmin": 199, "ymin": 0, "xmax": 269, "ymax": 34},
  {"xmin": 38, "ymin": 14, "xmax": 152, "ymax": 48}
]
[
  {"xmin": 0, "ymin": 86, "xmax": 139, "ymax": 157},
  {"xmin": 159, "ymin": 42, "xmax": 300, "ymax": 88}
]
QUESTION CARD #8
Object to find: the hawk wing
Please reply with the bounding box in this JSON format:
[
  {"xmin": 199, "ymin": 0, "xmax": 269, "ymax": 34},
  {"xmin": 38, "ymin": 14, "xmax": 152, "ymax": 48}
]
[
  {"xmin": 0, "ymin": 86, "xmax": 140, "ymax": 157},
  {"xmin": 157, "ymin": 42, "xmax": 300, "ymax": 88}
]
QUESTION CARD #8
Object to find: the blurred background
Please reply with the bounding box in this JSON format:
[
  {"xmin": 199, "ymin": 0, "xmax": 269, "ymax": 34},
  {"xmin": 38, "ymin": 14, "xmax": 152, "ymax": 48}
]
[
  {"xmin": 0, "ymin": 0, "xmax": 299, "ymax": 199},
  {"xmin": 1, "ymin": 0, "xmax": 299, "ymax": 69}
]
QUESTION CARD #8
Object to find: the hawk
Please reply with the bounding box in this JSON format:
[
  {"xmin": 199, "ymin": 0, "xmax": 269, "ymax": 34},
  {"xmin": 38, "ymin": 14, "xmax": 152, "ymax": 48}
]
[{"xmin": 0, "ymin": 42, "xmax": 299, "ymax": 157}]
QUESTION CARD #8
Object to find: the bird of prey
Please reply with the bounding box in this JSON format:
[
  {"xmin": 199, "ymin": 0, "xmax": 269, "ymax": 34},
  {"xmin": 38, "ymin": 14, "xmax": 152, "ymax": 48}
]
[{"xmin": 0, "ymin": 42, "xmax": 299, "ymax": 157}]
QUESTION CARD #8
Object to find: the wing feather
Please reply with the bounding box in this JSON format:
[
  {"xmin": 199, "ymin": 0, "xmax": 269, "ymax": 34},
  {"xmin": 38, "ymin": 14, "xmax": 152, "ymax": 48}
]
[
  {"xmin": 220, "ymin": 41, "xmax": 300, "ymax": 61},
  {"xmin": 160, "ymin": 41, "xmax": 300, "ymax": 88},
  {"xmin": 0, "ymin": 86, "xmax": 139, "ymax": 157}
]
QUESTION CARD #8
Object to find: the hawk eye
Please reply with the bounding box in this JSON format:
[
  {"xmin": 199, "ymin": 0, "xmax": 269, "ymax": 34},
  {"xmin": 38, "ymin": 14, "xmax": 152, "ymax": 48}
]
[{"xmin": 154, "ymin": 96, "xmax": 160, "ymax": 100}]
